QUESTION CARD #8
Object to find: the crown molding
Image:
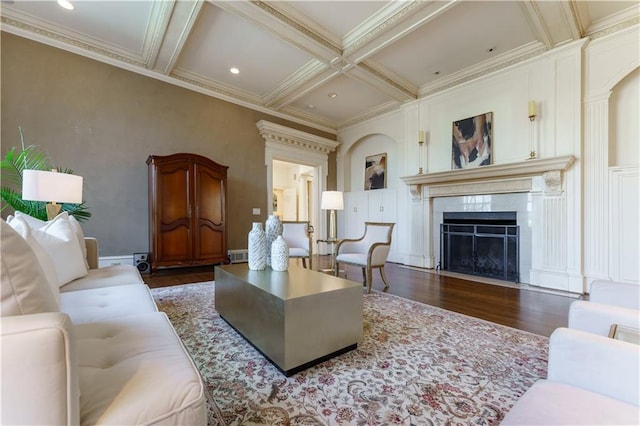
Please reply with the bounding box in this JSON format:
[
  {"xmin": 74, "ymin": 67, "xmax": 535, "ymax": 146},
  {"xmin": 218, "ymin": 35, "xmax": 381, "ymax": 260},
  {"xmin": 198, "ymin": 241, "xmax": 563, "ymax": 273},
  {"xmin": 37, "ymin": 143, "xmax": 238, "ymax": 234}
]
[{"xmin": 256, "ymin": 120, "xmax": 340, "ymax": 155}]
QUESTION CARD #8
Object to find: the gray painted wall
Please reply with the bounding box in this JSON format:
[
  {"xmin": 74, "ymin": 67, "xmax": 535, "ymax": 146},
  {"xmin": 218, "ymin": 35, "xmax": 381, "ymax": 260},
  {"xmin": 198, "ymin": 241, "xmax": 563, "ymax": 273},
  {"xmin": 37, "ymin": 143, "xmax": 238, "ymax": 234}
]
[{"xmin": 1, "ymin": 33, "xmax": 336, "ymax": 256}]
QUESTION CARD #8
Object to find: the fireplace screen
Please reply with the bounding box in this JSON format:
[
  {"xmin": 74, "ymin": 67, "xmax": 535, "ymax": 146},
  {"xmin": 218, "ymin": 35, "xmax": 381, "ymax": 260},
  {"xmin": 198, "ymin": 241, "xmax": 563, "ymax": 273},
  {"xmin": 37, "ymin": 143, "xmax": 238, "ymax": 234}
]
[{"xmin": 441, "ymin": 212, "xmax": 519, "ymax": 282}]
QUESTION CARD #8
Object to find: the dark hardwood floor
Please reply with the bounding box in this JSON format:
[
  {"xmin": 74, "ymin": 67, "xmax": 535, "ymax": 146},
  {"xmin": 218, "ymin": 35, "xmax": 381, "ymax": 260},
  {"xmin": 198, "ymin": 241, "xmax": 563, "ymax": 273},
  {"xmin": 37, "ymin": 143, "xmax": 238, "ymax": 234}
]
[{"xmin": 143, "ymin": 256, "xmax": 583, "ymax": 337}]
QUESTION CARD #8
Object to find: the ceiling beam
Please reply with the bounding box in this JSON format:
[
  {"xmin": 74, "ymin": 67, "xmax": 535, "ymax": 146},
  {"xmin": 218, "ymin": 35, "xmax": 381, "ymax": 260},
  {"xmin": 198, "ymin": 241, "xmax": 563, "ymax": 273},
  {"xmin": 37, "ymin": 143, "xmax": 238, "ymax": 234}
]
[{"xmin": 151, "ymin": 1, "xmax": 205, "ymax": 74}]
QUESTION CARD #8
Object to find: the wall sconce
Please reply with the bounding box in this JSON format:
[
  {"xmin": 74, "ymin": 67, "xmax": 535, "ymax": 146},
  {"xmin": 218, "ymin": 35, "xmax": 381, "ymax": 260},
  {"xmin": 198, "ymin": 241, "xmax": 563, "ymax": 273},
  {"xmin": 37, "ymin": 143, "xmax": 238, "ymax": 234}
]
[
  {"xmin": 528, "ymin": 101, "xmax": 537, "ymax": 159},
  {"xmin": 528, "ymin": 100, "xmax": 536, "ymax": 122},
  {"xmin": 418, "ymin": 130, "xmax": 425, "ymax": 174},
  {"xmin": 22, "ymin": 169, "xmax": 84, "ymax": 220}
]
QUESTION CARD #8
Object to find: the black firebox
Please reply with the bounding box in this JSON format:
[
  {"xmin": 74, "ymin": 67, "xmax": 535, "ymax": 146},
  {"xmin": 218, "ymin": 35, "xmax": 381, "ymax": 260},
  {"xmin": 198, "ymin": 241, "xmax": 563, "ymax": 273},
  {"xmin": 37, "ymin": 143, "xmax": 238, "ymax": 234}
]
[{"xmin": 440, "ymin": 211, "xmax": 519, "ymax": 282}]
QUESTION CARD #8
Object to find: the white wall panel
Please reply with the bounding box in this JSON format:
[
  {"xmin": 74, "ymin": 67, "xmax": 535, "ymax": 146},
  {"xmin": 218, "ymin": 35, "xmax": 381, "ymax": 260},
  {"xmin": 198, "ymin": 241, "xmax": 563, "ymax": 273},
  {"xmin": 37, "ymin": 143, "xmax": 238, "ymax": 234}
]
[{"xmin": 609, "ymin": 166, "xmax": 640, "ymax": 282}]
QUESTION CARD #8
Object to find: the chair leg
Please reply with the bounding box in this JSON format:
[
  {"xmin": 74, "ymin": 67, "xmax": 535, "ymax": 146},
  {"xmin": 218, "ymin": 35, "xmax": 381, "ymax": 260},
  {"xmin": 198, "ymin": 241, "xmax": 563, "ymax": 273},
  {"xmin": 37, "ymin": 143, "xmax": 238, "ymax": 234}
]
[
  {"xmin": 379, "ymin": 266, "xmax": 390, "ymax": 288},
  {"xmin": 361, "ymin": 268, "xmax": 366, "ymax": 286},
  {"xmin": 302, "ymin": 258, "xmax": 307, "ymax": 269},
  {"xmin": 334, "ymin": 261, "xmax": 339, "ymax": 277},
  {"xmin": 366, "ymin": 267, "xmax": 373, "ymax": 293}
]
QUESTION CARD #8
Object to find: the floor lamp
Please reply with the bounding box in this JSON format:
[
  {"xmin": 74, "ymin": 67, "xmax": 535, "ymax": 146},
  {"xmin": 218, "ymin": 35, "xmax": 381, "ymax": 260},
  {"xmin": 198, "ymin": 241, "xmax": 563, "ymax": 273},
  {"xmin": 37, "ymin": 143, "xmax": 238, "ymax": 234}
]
[
  {"xmin": 22, "ymin": 169, "xmax": 84, "ymax": 220},
  {"xmin": 321, "ymin": 190, "xmax": 343, "ymax": 241}
]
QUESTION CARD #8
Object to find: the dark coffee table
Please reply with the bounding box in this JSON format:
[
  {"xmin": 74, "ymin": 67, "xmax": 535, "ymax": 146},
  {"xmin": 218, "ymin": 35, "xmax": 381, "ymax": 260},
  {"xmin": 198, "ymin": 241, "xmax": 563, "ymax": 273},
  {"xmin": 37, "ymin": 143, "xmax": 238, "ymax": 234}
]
[{"xmin": 215, "ymin": 263, "xmax": 363, "ymax": 376}]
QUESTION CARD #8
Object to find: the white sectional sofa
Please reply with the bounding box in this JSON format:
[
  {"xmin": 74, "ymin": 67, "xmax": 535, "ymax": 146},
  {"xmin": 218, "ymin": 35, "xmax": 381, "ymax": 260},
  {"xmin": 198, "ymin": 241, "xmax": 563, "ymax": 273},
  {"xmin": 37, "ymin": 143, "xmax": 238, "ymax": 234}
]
[{"xmin": 1, "ymin": 213, "xmax": 206, "ymax": 425}]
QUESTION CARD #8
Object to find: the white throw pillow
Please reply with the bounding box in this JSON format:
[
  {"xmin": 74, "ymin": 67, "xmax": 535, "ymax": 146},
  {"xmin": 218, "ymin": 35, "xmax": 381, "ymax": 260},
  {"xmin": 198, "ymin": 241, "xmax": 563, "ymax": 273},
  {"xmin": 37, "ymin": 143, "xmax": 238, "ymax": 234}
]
[
  {"xmin": 1, "ymin": 220, "xmax": 59, "ymax": 316},
  {"xmin": 15, "ymin": 211, "xmax": 89, "ymax": 268},
  {"xmin": 7, "ymin": 216, "xmax": 61, "ymax": 307},
  {"xmin": 68, "ymin": 215, "xmax": 89, "ymax": 268},
  {"xmin": 27, "ymin": 212, "xmax": 88, "ymax": 286},
  {"xmin": 13, "ymin": 211, "xmax": 46, "ymax": 228}
]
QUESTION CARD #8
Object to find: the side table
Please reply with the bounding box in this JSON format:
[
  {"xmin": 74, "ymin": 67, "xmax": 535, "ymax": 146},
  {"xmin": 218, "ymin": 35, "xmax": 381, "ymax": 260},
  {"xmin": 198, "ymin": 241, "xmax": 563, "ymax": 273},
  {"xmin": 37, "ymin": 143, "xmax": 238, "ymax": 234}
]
[{"xmin": 316, "ymin": 238, "xmax": 340, "ymax": 273}]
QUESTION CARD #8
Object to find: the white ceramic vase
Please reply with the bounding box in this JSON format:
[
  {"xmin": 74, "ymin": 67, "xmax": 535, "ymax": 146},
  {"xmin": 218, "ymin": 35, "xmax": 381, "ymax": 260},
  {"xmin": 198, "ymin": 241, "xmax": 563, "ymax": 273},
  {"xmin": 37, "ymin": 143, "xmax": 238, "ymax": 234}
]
[
  {"xmin": 265, "ymin": 214, "xmax": 283, "ymax": 267},
  {"xmin": 248, "ymin": 222, "xmax": 266, "ymax": 270},
  {"xmin": 271, "ymin": 235, "xmax": 289, "ymax": 271}
]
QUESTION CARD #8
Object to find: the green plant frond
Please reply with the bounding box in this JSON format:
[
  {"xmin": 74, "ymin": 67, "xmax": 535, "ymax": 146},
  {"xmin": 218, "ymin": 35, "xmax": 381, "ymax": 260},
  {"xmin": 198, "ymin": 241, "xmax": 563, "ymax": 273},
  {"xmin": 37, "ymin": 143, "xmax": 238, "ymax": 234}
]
[
  {"xmin": 56, "ymin": 167, "xmax": 75, "ymax": 175},
  {"xmin": 60, "ymin": 202, "xmax": 92, "ymax": 222},
  {"xmin": 0, "ymin": 187, "xmax": 47, "ymax": 220},
  {"xmin": 1, "ymin": 134, "xmax": 91, "ymax": 222},
  {"xmin": 16, "ymin": 145, "xmax": 50, "ymax": 172},
  {"xmin": 1, "ymin": 145, "xmax": 51, "ymax": 190}
]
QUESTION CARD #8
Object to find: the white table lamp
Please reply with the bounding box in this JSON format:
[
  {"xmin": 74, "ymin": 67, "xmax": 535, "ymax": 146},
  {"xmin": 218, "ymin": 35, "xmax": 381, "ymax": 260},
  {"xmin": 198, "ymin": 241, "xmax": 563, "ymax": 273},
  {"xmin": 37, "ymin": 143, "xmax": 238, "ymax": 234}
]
[{"xmin": 22, "ymin": 169, "xmax": 83, "ymax": 220}]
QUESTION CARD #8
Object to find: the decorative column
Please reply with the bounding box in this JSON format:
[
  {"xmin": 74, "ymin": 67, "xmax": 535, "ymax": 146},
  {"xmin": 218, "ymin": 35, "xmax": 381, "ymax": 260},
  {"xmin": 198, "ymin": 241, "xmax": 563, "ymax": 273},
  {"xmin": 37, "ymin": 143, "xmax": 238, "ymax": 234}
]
[{"xmin": 582, "ymin": 94, "xmax": 611, "ymax": 282}]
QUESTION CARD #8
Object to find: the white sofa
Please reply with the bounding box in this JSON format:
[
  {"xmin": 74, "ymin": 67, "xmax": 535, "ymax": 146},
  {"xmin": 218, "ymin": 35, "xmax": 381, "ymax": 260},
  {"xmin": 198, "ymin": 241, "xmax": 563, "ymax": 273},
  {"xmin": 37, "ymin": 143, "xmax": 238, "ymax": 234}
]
[
  {"xmin": 1, "ymin": 215, "xmax": 206, "ymax": 425},
  {"xmin": 502, "ymin": 327, "xmax": 640, "ymax": 425}
]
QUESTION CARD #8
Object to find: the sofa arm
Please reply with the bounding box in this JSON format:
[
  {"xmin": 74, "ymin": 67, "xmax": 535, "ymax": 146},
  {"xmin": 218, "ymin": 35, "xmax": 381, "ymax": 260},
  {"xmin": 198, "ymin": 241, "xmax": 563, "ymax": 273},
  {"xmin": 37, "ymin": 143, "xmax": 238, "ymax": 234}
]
[
  {"xmin": 548, "ymin": 327, "xmax": 640, "ymax": 406},
  {"xmin": 590, "ymin": 280, "xmax": 640, "ymax": 310},
  {"xmin": 569, "ymin": 300, "xmax": 640, "ymax": 336},
  {"xmin": 84, "ymin": 237, "xmax": 98, "ymax": 269},
  {"xmin": 1, "ymin": 312, "xmax": 80, "ymax": 425}
]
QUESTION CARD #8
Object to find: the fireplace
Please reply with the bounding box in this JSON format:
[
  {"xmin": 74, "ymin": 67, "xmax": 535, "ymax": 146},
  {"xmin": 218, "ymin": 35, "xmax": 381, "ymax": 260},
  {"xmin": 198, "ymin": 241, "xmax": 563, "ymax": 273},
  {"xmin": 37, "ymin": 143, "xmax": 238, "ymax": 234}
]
[{"xmin": 440, "ymin": 211, "xmax": 519, "ymax": 282}]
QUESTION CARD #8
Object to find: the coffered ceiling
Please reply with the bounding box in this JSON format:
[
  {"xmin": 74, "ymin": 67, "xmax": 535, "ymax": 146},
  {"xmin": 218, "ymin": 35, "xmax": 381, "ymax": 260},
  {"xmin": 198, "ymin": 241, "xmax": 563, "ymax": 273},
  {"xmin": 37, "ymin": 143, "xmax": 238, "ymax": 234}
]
[{"xmin": 1, "ymin": 1, "xmax": 638, "ymax": 133}]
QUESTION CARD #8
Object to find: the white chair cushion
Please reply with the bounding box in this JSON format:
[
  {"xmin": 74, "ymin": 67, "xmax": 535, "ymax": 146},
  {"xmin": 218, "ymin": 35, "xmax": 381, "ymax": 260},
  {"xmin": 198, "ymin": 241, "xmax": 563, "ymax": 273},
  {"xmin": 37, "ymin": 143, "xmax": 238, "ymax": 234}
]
[
  {"xmin": 60, "ymin": 264, "xmax": 144, "ymax": 292},
  {"xmin": 289, "ymin": 248, "xmax": 309, "ymax": 257},
  {"xmin": 7, "ymin": 215, "xmax": 61, "ymax": 307},
  {"xmin": 336, "ymin": 253, "xmax": 367, "ymax": 266},
  {"xmin": 1, "ymin": 220, "xmax": 59, "ymax": 316},
  {"xmin": 60, "ymin": 284, "xmax": 157, "ymax": 324},
  {"xmin": 502, "ymin": 380, "xmax": 639, "ymax": 425},
  {"xmin": 74, "ymin": 313, "xmax": 206, "ymax": 425}
]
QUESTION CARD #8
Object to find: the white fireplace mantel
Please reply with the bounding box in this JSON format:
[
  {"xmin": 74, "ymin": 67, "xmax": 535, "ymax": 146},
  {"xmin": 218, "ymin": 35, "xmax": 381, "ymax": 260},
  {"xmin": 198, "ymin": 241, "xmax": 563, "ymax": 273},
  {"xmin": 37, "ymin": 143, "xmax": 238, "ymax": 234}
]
[{"xmin": 401, "ymin": 155, "xmax": 575, "ymax": 199}]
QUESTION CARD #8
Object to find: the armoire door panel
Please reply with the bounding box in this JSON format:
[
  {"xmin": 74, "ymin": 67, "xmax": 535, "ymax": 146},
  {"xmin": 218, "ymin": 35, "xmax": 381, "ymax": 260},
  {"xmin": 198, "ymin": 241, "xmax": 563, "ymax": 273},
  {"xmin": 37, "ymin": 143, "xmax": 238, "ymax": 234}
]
[
  {"xmin": 195, "ymin": 163, "xmax": 225, "ymax": 225},
  {"xmin": 194, "ymin": 226, "xmax": 224, "ymax": 259},
  {"xmin": 158, "ymin": 226, "xmax": 191, "ymax": 262}
]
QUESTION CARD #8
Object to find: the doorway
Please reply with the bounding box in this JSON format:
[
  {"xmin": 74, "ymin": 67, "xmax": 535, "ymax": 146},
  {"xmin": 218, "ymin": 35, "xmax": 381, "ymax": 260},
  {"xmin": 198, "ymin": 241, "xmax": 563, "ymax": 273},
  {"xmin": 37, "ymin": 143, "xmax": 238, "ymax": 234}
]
[{"xmin": 272, "ymin": 160, "xmax": 315, "ymax": 221}]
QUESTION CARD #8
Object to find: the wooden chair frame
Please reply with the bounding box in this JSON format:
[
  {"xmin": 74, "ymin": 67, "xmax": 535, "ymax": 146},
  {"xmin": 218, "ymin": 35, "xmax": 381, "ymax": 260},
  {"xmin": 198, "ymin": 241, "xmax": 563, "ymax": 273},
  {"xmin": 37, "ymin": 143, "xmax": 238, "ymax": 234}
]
[{"xmin": 334, "ymin": 222, "xmax": 395, "ymax": 293}]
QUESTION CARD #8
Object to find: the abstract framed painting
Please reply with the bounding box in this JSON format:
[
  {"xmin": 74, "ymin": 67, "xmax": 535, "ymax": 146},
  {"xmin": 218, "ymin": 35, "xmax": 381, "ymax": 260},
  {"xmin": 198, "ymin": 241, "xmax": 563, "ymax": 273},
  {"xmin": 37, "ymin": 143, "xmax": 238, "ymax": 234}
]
[
  {"xmin": 452, "ymin": 112, "xmax": 492, "ymax": 169},
  {"xmin": 364, "ymin": 153, "xmax": 386, "ymax": 190}
]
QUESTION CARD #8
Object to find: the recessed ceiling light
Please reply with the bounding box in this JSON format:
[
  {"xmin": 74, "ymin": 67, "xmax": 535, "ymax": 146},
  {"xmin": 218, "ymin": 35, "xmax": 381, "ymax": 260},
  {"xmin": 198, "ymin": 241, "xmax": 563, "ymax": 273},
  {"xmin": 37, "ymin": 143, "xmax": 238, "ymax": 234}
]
[
  {"xmin": 57, "ymin": 0, "xmax": 74, "ymax": 10},
  {"xmin": 230, "ymin": 67, "xmax": 240, "ymax": 75},
  {"xmin": 486, "ymin": 46, "xmax": 496, "ymax": 53},
  {"xmin": 434, "ymin": 71, "xmax": 440, "ymax": 75},
  {"xmin": 328, "ymin": 92, "xmax": 337, "ymax": 98},
  {"xmin": 307, "ymin": 104, "xmax": 315, "ymax": 109}
]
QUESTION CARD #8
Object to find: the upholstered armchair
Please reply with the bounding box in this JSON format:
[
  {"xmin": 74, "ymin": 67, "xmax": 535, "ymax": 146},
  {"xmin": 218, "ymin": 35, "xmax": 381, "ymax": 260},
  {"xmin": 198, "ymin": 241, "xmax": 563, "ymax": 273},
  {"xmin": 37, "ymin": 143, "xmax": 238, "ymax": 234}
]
[
  {"xmin": 334, "ymin": 222, "xmax": 395, "ymax": 293},
  {"xmin": 502, "ymin": 327, "xmax": 639, "ymax": 424},
  {"xmin": 569, "ymin": 280, "xmax": 640, "ymax": 338},
  {"xmin": 281, "ymin": 221, "xmax": 313, "ymax": 269}
]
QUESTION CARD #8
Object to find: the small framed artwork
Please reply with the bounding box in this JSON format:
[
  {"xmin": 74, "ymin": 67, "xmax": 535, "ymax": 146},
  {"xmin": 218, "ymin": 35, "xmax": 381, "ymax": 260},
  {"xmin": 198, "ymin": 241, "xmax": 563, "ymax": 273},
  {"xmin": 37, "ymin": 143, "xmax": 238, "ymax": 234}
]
[
  {"xmin": 364, "ymin": 153, "xmax": 386, "ymax": 190},
  {"xmin": 452, "ymin": 112, "xmax": 492, "ymax": 169}
]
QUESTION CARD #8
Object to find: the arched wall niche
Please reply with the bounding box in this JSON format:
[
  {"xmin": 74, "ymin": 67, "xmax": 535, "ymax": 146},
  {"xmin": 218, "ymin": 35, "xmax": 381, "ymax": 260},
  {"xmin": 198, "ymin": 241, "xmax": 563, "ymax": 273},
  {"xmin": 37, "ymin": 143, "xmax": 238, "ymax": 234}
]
[
  {"xmin": 609, "ymin": 66, "xmax": 639, "ymax": 167},
  {"xmin": 342, "ymin": 132, "xmax": 400, "ymax": 192}
]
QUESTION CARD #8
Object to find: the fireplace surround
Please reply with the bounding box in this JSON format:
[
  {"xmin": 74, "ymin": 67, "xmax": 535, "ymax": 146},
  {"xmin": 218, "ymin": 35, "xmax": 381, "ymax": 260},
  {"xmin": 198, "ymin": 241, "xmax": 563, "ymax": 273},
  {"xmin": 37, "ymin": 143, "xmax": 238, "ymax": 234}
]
[{"xmin": 401, "ymin": 155, "xmax": 577, "ymax": 290}]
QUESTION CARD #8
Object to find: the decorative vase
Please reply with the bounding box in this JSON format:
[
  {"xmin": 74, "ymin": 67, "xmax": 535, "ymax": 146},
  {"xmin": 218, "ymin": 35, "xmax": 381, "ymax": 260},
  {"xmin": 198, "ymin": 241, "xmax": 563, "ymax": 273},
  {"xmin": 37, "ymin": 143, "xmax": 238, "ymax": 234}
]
[
  {"xmin": 265, "ymin": 214, "xmax": 283, "ymax": 267},
  {"xmin": 271, "ymin": 235, "xmax": 289, "ymax": 271},
  {"xmin": 248, "ymin": 222, "xmax": 266, "ymax": 270}
]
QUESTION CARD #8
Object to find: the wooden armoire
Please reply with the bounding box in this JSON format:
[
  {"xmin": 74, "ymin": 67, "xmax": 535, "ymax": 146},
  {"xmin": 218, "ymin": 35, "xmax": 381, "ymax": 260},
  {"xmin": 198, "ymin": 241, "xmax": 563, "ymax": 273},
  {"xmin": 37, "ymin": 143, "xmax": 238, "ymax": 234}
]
[{"xmin": 147, "ymin": 153, "xmax": 228, "ymax": 272}]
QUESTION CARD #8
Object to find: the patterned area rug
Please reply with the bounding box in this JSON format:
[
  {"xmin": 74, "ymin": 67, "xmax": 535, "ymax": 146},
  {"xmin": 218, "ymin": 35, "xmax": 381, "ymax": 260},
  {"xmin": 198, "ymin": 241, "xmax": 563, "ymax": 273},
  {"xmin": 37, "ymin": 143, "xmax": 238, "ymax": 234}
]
[{"xmin": 151, "ymin": 281, "xmax": 548, "ymax": 425}]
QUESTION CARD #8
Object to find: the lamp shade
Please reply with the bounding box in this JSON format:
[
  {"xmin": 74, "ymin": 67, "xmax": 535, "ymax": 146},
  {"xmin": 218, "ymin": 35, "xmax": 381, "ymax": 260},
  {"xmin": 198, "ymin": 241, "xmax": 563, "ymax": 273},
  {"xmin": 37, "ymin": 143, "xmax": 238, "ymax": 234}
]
[
  {"xmin": 321, "ymin": 191, "xmax": 343, "ymax": 210},
  {"xmin": 22, "ymin": 169, "xmax": 83, "ymax": 204}
]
